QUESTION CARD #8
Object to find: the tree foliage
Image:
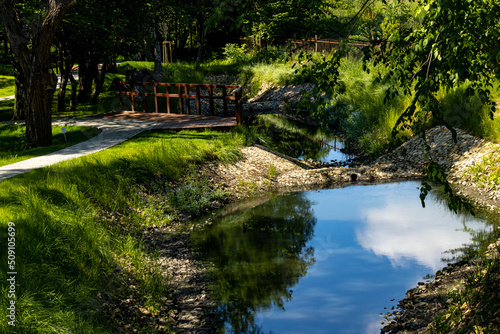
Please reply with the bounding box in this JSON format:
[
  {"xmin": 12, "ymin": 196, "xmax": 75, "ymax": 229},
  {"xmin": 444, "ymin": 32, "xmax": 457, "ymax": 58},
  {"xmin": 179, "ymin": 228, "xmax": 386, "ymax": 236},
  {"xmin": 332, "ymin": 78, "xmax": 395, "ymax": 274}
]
[
  {"xmin": 362, "ymin": 0, "xmax": 500, "ymax": 212},
  {"xmin": 0, "ymin": 0, "xmax": 75, "ymax": 147},
  {"xmin": 368, "ymin": 0, "xmax": 500, "ymax": 136}
]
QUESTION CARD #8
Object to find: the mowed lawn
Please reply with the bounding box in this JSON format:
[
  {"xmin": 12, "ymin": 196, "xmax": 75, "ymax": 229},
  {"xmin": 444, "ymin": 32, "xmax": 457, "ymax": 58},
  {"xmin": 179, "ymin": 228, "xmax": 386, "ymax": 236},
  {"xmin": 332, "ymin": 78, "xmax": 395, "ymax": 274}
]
[{"xmin": 0, "ymin": 75, "xmax": 14, "ymax": 97}]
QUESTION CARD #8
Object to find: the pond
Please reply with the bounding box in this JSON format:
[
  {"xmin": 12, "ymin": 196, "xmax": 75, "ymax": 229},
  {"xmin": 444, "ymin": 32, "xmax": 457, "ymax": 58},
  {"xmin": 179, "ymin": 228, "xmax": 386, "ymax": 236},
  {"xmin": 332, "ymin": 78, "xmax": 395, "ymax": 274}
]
[{"xmin": 192, "ymin": 181, "xmax": 494, "ymax": 334}]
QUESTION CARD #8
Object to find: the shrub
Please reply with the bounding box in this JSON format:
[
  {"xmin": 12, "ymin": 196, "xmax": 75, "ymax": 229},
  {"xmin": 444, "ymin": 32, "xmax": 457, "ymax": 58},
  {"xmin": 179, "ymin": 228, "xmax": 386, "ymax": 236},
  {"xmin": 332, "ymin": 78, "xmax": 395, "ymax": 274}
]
[{"xmin": 222, "ymin": 43, "xmax": 251, "ymax": 62}]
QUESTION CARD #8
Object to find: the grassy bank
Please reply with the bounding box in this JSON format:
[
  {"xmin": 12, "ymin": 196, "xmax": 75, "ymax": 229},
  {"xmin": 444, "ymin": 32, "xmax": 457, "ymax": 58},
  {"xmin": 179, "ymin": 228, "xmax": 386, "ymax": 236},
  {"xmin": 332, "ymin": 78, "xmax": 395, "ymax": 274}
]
[
  {"xmin": 431, "ymin": 255, "xmax": 500, "ymax": 333},
  {"xmin": 0, "ymin": 75, "xmax": 15, "ymax": 97},
  {"xmin": 0, "ymin": 129, "xmax": 243, "ymax": 333},
  {"xmin": 0, "ymin": 124, "xmax": 101, "ymax": 167}
]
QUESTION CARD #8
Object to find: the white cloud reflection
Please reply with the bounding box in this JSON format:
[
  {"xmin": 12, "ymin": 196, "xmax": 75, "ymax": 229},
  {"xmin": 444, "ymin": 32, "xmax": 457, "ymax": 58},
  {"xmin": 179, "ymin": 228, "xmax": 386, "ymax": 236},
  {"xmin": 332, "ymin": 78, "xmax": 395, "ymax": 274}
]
[{"xmin": 356, "ymin": 193, "xmax": 484, "ymax": 271}]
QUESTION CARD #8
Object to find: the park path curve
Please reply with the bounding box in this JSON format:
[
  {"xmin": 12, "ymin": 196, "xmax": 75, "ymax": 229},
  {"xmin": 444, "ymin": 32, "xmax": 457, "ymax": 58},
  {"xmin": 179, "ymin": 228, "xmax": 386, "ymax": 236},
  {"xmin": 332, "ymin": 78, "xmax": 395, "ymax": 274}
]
[
  {"xmin": 0, "ymin": 95, "xmax": 15, "ymax": 101},
  {"xmin": 0, "ymin": 117, "xmax": 157, "ymax": 182}
]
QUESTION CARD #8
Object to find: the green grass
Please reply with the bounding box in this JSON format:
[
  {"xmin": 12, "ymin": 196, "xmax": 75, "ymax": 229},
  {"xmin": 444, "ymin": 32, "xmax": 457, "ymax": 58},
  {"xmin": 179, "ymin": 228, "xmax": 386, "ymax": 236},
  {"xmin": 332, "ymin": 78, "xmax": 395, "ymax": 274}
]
[
  {"xmin": 439, "ymin": 81, "xmax": 500, "ymax": 143},
  {"xmin": 53, "ymin": 90, "xmax": 123, "ymax": 119},
  {"xmin": 239, "ymin": 63, "xmax": 296, "ymax": 98},
  {"xmin": 0, "ymin": 63, "xmax": 14, "ymax": 76},
  {"xmin": 0, "ymin": 124, "xmax": 102, "ymax": 167},
  {"xmin": 0, "ymin": 129, "xmax": 243, "ymax": 333},
  {"xmin": 0, "ymin": 75, "xmax": 15, "ymax": 97},
  {"xmin": 463, "ymin": 147, "xmax": 500, "ymax": 191},
  {"xmin": 307, "ymin": 57, "xmax": 500, "ymax": 155},
  {"xmin": 0, "ymin": 99, "xmax": 14, "ymax": 121},
  {"xmin": 314, "ymin": 58, "xmax": 413, "ymax": 155}
]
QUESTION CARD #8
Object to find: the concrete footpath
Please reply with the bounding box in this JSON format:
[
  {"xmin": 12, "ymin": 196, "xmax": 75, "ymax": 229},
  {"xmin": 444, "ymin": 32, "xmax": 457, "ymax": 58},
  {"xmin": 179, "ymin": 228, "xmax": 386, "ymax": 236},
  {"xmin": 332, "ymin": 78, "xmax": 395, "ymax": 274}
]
[{"xmin": 0, "ymin": 117, "xmax": 157, "ymax": 182}]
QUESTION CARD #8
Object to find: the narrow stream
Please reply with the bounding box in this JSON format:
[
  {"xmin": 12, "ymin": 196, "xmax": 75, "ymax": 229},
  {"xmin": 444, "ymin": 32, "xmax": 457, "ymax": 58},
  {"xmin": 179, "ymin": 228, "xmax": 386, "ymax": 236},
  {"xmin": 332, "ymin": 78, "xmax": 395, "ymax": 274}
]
[
  {"xmin": 251, "ymin": 114, "xmax": 353, "ymax": 164},
  {"xmin": 192, "ymin": 181, "xmax": 494, "ymax": 334},
  {"xmin": 299, "ymin": 137, "xmax": 353, "ymax": 163}
]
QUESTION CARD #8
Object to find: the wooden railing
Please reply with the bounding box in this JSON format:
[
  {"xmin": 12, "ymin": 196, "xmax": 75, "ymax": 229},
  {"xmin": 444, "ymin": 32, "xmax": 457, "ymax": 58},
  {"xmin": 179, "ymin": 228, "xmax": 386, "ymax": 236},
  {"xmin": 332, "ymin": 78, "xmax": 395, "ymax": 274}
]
[
  {"xmin": 118, "ymin": 82, "xmax": 244, "ymax": 124},
  {"xmin": 239, "ymin": 36, "xmax": 369, "ymax": 54}
]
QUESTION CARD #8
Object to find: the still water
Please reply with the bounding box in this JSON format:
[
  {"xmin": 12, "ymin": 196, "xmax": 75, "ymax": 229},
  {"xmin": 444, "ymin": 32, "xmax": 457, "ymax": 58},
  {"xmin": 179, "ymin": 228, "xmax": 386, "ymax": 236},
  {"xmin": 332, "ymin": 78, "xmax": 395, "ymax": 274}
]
[
  {"xmin": 306, "ymin": 137, "xmax": 352, "ymax": 163},
  {"xmin": 192, "ymin": 182, "xmax": 491, "ymax": 334}
]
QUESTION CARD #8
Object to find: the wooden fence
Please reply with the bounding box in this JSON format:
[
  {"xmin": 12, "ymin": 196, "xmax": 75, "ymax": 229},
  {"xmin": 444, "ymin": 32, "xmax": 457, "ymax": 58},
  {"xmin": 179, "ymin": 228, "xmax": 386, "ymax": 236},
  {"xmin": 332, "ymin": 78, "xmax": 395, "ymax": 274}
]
[
  {"xmin": 240, "ymin": 36, "xmax": 369, "ymax": 55},
  {"xmin": 118, "ymin": 82, "xmax": 244, "ymax": 124}
]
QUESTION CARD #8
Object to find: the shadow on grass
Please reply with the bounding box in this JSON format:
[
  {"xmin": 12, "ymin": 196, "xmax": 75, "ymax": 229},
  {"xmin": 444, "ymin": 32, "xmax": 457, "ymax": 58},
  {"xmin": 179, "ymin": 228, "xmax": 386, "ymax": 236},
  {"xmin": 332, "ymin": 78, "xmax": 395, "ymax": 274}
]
[
  {"xmin": 0, "ymin": 129, "xmax": 243, "ymax": 332},
  {"xmin": 0, "ymin": 124, "xmax": 102, "ymax": 167}
]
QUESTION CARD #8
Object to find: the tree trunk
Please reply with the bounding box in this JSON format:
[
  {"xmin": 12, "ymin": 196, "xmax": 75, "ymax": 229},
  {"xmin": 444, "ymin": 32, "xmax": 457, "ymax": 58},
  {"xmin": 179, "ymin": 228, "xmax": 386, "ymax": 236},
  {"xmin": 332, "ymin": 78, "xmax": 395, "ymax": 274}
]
[
  {"xmin": 12, "ymin": 58, "xmax": 25, "ymax": 120},
  {"xmin": 92, "ymin": 61, "xmax": 109, "ymax": 104},
  {"xmin": 0, "ymin": 0, "xmax": 76, "ymax": 147},
  {"xmin": 196, "ymin": 17, "xmax": 206, "ymax": 65},
  {"xmin": 152, "ymin": 20, "xmax": 163, "ymax": 78},
  {"xmin": 78, "ymin": 56, "xmax": 99, "ymax": 103},
  {"xmin": 25, "ymin": 67, "xmax": 58, "ymax": 147},
  {"xmin": 57, "ymin": 78, "xmax": 67, "ymax": 113},
  {"xmin": 69, "ymin": 73, "xmax": 77, "ymax": 111},
  {"xmin": 3, "ymin": 35, "xmax": 7, "ymax": 58},
  {"xmin": 57, "ymin": 73, "xmax": 68, "ymax": 113},
  {"xmin": 57, "ymin": 48, "xmax": 72, "ymax": 113}
]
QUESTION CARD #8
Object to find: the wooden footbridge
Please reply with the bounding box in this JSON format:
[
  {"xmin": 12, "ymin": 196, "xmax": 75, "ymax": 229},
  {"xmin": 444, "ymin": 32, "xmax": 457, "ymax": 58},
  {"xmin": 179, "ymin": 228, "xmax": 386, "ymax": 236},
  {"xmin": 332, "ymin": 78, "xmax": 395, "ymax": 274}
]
[{"xmin": 108, "ymin": 81, "xmax": 244, "ymax": 131}]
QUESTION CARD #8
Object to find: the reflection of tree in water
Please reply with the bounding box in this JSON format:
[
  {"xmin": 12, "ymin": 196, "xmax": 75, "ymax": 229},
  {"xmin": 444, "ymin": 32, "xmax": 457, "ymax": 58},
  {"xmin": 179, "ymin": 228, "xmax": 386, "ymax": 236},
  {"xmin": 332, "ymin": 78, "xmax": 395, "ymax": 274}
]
[
  {"xmin": 253, "ymin": 115, "xmax": 331, "ymax": 161},
  {"xmin": 429, "ymin": 189, "xmax": 500, "ymax": 262},
  {"xmin": 192, "ymin": 193, "xmax": 317, "ymax": 333}
]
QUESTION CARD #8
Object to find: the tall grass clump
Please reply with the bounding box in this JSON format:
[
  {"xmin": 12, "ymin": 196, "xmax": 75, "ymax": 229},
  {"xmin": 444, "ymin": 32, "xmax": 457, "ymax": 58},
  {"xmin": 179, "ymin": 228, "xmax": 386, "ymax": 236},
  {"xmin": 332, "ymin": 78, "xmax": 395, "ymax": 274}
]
[
  {"xmin": 439, "ymin": 80, "xmax": 500, "ymax": 143},
  {"xmin": 240, "ymin": 63, "xmax": 296, "ymax": 98},
  {"xmin": 0, "ymin": 129, "xmax": 243, "ymax": 333},
  {"xmin": 320, "ymin": 58, "xmax": 413, "ymax": 155}
]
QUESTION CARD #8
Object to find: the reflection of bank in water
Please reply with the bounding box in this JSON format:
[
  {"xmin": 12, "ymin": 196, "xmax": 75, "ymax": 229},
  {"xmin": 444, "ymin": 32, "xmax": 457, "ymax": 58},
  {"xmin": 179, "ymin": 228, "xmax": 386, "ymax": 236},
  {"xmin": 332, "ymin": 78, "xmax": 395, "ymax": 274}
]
[
  {"xmin": 250, "ymin": 114, "xmax": 354, "ymax": 164},
  {"xmin": 192, "ymin": 181, "xmax": 495, "ymax": 334},
  {"xmin": 301, "ymin": 135, "xmax": 354, "ymax": 164}
]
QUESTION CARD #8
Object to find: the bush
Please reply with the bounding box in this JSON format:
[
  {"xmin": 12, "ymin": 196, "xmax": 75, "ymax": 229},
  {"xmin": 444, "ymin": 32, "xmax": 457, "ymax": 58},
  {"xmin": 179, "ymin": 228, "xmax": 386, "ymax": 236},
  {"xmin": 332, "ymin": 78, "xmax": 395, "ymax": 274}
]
[{"xmin": 222, "ymin": 43, "xmax": 251, "ymax": 62}]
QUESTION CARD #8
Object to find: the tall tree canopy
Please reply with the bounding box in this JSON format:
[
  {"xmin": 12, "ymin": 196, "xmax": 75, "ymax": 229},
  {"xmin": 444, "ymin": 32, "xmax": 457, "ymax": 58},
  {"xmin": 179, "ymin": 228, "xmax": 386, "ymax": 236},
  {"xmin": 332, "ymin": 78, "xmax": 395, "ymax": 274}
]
[{"xmin": 0, "ymin": 0, "xmax": 75, "ymax": 147}]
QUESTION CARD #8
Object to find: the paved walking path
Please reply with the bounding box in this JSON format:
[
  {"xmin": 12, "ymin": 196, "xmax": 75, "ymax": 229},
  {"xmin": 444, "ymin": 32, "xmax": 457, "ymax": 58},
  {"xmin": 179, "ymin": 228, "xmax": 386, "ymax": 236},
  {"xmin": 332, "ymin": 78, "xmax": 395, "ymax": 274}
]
[
  {"xmin": 0, "ymin": 117, "xmax": 157, "ymax": 182},
  {"xmin": 0, "ymin": 95, "xmax": 15, "ymax": 101},
  {"xmin": 0, "ymin": 110, "xmax": 239, "ymax": 182}
]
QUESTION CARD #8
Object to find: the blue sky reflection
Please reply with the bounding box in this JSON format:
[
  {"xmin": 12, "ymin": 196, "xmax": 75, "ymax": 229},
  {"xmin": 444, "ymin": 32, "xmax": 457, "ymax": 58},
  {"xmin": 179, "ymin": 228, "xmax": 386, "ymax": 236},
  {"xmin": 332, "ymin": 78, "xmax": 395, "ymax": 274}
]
[{"xmin": 254, "ymin": 181, "xmax": 488, "ymax": 334}]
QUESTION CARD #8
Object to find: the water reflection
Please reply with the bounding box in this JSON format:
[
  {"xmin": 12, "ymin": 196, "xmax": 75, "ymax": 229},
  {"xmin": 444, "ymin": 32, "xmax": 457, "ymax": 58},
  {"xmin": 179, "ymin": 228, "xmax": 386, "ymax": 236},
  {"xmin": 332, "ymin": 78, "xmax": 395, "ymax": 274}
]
[
  {"xmin": 251, "ymin": 114, "xmax": 351, "ymax": 163},
  {"xmin": 356, "ymin": 191, "xmax": 486, "ymax": 271},
  {"xmin": 193, "ymin": 182, "xmax": 492, "ymax": 333},
  {"xmin": 192, "ymin": 194, "xmax": 317, "ymax": 333},
  {"xmin": 302, "ymin": 137, "xmax": 353, "ymax": 163}
]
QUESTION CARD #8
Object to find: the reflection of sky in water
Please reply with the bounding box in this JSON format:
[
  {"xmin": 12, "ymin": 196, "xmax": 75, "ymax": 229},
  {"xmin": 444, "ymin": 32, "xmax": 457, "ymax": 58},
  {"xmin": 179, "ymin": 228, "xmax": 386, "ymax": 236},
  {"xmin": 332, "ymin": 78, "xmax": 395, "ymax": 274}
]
[
  {"xmin": 317, "ymin": 138, "xmax": 352, "ymax": 163},
  {"xmin": 255, "ymin": 181, "xmax": 488, "ymax": 334},
  {"xmin": 300, "ymin": 138, "xmax": 353, "ymax": 163}
]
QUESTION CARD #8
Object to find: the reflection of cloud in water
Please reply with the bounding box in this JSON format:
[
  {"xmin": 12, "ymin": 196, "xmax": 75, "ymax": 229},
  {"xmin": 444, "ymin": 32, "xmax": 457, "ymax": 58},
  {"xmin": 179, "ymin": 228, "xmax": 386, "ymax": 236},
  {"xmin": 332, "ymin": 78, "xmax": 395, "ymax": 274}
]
[
  {"xmin": 356, "ymin": 196, "xmax": 480, "ymax": 271},
  {"xmin": 364, "ymin": 317, "xmax": 386, "ymax": 334}
]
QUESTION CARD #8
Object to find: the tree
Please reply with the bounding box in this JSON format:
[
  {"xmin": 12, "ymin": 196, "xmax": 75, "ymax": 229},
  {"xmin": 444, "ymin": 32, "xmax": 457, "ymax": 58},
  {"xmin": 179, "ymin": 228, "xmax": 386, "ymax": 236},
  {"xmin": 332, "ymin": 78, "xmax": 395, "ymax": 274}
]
[
  {"xmin": 370, "ymin": 0, "xmax": 499, "ymax": 134},
  {"xmin": 366, "ymin": 0, "xmax": 500, "ymax": 211},
  {"xmin": 0, "ymin": 0, "xmax": 76, "ymax": 147},
  {"xmin": 55, "ymin": 0, "xmax": 154, "ymax": 106}
]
